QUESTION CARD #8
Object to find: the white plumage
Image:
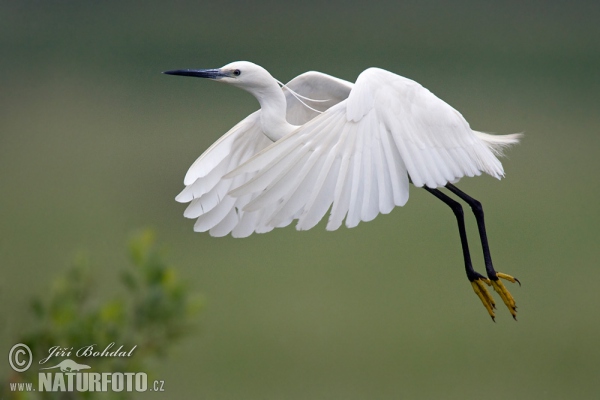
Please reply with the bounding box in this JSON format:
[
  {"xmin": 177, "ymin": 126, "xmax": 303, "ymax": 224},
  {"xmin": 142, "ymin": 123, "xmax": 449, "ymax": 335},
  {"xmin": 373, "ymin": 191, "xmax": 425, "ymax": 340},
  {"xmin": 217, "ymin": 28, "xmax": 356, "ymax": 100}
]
[{"xmin": 165, "ymin": 61, "xmax": 520, "ymax": 237}]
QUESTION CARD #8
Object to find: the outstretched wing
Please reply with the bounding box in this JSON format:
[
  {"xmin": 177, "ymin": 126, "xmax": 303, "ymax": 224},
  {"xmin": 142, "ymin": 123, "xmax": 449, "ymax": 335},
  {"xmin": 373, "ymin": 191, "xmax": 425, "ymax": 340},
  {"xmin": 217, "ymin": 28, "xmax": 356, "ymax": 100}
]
[
  {"xmin": 227, "ymin": 68, "xmax": 520, "ymax": 232},
  {"xmin": 175, "ymin": 111, "xmax": 275, "ymax": 237},
  {"xmin": 282, "ymin": 71, "xmax": 352, "ymax": 125},
  {"xmin": 176, "ymin": 71, "xmax": 353, "ymax": 237}
]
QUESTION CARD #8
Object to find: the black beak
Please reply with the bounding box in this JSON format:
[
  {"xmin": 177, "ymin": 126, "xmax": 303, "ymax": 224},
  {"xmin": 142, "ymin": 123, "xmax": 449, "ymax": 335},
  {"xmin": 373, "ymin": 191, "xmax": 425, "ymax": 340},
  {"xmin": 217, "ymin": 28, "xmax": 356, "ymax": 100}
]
[{"xmin": 162, "ymin": 69, "xmax": 227, "ymax": 79}]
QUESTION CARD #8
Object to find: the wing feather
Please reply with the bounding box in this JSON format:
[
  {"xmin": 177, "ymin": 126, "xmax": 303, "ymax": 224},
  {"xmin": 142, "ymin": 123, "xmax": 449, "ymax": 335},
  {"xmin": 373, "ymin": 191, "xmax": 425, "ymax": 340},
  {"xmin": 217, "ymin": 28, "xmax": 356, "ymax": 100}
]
[
  {"xmin": 326, "ymin": 123, "xmax": 357, "ymax": 230},
  {"xmin": 378, "ymin": 124, "xmax": 409, "ymax": 206},
  {"xmin": 209, "ymin": 208, "xmax": 239, "ymax": 237},
  {"xmin": 373, "ymin": 127, "xmax": 394, "ymax": 214},
  {"xmin": 296, "ymin": 112, "xmax": 351, "ymax": 230},
  {"xmin": 177, "ymin": 71, "xmax": 354, "ymax": 236},
  {"xmin": 360, "ymin": 113, "xmax": 376, "ymax": 221},
  {"xmin": 182, "ymin": 113, "xmax": 258, "ymax": 185},
  {"xmin": 175, "ymin": 110, "xmax": 276, "ymax": 235},
  {"xmin": 226, "ymin": 67, "xmax": 519, "ymax": 233},
  {"xmin": 345, "ymin": 118, "xmax": 365, "ymax": 228}
]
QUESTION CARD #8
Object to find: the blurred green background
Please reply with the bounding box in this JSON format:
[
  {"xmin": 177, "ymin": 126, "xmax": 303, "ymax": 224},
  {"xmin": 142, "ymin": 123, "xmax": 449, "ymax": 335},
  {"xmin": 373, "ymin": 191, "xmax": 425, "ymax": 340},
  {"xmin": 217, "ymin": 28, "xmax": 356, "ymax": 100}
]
[{"xmin": 1, "ymin": 1, "xmax": 599, "ymax": 398}]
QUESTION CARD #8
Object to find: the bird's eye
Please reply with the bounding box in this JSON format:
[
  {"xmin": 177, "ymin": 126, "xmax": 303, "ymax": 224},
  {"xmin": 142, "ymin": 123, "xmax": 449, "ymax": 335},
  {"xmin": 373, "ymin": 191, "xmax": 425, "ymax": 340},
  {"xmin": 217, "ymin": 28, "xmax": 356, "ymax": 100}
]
[{"xmin": 233, "ymin": 69, "xmax": 241, "ymax": 76}]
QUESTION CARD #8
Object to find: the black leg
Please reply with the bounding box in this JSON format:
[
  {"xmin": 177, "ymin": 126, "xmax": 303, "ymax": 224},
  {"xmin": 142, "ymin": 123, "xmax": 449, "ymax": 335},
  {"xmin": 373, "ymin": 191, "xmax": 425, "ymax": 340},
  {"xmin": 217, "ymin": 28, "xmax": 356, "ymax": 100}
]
[
  {"xmin": 423, "ymin": 186, "xmax": 487, "ymax": 282},
  {"xmin": 426, "ymin": 183, "xmax": 519, "ymax": 320},
  {"xmin": 444, "ymin": 183, "xmax": 498, "ymax": 280}
]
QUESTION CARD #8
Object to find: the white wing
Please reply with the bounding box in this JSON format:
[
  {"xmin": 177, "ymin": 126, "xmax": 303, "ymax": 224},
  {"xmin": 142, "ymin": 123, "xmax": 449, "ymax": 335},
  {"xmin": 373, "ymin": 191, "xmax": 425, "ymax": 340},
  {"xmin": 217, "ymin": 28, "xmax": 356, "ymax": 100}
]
[
  {"xmin": 175, "ymin": 111, "xmax": 274, "ymax": 237},
  {"xmin": 282, "ymin": 71, "xmax": 352, "ymax": 125},
  {"xmin": 176, "ymin": 71, "xmax": 353, "ymax": 237},
  {"xmin": 227, "ymin": 68, "xmax": 520, "ymax": 232}
]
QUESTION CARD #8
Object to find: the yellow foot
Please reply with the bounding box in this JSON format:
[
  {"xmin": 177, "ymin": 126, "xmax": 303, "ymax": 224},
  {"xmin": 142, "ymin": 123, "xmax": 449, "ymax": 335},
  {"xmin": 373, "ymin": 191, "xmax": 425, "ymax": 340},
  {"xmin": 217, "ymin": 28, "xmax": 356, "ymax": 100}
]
[
  {"xmin": 471, "ymin": 277, "xmax": 496, "ymax": 321},
  {"xmin": 491, "ymin": 272, "xmax": 520, "ymax": 320}
]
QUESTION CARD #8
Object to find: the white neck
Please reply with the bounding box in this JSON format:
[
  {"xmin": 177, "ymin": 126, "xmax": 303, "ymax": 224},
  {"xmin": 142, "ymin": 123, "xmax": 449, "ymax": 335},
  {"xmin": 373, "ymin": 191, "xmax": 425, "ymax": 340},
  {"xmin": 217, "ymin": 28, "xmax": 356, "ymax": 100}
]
[{"xmin": 252, "ymin": 80, "xmax": 298, "ymax": 142}]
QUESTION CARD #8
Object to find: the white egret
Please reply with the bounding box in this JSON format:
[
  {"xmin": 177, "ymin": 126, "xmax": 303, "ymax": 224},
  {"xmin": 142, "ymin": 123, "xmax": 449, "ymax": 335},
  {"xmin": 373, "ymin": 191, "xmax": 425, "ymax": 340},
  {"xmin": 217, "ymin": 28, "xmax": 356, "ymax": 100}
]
[{"xmin": 164, "ymin": 61, "xmax": 521, "ymax": 320}]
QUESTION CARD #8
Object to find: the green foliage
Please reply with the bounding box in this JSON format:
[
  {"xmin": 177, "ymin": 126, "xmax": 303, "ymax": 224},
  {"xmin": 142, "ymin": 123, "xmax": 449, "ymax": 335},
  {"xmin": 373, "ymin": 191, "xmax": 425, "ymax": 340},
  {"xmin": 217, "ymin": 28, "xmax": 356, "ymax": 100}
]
[{"xmin": 3, "ymin": 230, "xmax": 202, "ymax": 399}]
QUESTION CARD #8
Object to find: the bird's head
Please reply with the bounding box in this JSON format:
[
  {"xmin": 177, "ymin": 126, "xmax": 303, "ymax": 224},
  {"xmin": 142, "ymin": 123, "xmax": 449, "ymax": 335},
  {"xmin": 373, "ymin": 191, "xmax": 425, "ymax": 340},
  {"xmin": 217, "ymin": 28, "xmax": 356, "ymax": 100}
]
[{"xmin": 164, "ymin": 61, "xmax": 276, "ymax": 94}]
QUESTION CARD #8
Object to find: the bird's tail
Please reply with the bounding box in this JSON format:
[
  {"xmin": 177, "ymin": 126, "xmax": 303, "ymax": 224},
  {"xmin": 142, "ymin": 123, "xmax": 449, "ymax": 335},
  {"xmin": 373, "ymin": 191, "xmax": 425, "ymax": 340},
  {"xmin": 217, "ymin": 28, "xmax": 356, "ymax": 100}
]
[{"xmin": 474, "ymin": 131, "xmax": 523, "ymax": 157}]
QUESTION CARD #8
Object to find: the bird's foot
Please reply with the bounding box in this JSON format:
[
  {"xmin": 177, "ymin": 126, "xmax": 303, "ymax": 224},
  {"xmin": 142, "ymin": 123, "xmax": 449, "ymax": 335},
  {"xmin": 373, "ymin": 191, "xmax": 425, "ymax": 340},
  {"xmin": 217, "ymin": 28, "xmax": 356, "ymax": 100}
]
[
  {"xmin": 490, "ymin": 272, "xmax": 520, "ymax": 320},
  {"xmin": 470, "ymin": 277, "xmax": 496, "ymax": 321}
]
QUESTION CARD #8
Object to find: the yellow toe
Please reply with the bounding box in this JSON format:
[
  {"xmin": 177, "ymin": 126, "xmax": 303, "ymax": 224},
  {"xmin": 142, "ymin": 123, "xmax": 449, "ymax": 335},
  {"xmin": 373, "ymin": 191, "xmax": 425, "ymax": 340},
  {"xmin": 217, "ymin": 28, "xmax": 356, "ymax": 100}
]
[
  {"xmin": 471, "ymin": 278, "xmax": 496, "ymax": 320},
  {"xmin": 491, "ymin": 273, "xmax": 519, "ymax": 319}
]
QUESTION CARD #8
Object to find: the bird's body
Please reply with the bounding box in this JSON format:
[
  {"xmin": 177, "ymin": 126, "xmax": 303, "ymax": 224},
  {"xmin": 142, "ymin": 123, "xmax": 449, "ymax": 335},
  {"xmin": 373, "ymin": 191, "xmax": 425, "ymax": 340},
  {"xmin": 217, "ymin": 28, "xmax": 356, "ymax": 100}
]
[
  {"xmin": 167, "ymin": 62, "xmax": 519, "ymax": 237},
  {"xmin": 165, "ymin": 61, "xmax": 521, "ymax": 320}
]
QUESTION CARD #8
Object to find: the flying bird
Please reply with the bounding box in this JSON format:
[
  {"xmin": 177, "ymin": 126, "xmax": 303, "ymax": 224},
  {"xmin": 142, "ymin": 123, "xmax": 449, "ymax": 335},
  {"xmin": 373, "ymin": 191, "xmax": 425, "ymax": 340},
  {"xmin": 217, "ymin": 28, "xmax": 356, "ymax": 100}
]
[{"xmin": 164, "ymin": 61, "xmax": 521, "ymax": 320}]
